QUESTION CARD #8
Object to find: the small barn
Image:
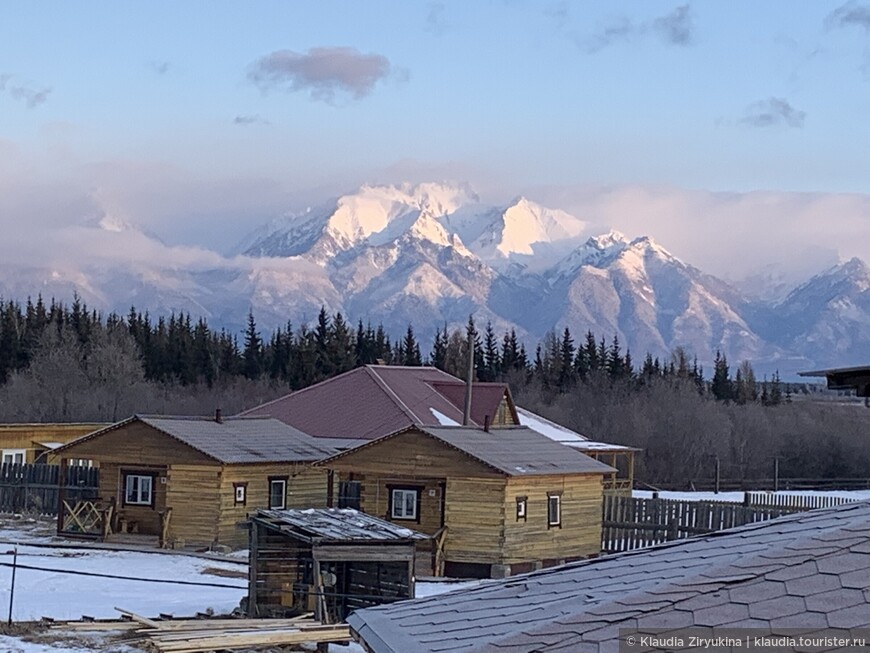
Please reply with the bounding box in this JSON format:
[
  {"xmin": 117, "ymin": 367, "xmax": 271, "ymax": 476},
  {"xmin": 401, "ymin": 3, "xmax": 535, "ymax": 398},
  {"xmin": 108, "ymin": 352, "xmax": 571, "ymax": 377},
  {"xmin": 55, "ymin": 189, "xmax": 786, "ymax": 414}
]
[
  {"xmin": 248, "ymin": 508, "xmax": 428, "ymax": 624},
  {"xmin": 52, "ymin": 414, "xmax": 336, "ymax": 549},
  {"xmin": 318, "ymin": 424, "xmax": 615, "ymax": 579}
]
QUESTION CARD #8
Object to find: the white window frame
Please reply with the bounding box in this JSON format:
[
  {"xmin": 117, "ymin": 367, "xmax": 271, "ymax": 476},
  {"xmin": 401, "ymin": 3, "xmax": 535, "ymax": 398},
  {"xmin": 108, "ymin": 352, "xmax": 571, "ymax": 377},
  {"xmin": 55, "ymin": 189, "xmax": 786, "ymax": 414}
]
[
  {"xmin": 391, "ymin": 488, "xmax": 418, "ymax": 520},
  {"xmin": 234, "ymin": 483, "xmax": 247, "ymax": 505},
  {"xmin": 547, "ymin": 493, "xmax": 562, "ymax": 528},
  {"xmin": 124, "ymin": 474, "xmax": 153, "ymax": 506},
  {"xmin": 2, "ymin": 449, "xmax": 26, "ymax": 465},
  {"xmin": 516, "ymin": 496, "xmax": 527, "ymax": 521},
  {"xmin": 269, "ymin": 479, "xmax": 286, "ymax": 509}
]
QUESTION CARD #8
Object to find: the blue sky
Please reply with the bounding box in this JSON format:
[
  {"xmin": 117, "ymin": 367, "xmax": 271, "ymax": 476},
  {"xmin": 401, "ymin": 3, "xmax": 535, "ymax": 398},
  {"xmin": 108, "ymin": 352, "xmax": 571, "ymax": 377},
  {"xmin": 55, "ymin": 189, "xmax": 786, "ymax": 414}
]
[{"xmin": 2, "ymin": 1, "xmax": 870, "ymax": 276}]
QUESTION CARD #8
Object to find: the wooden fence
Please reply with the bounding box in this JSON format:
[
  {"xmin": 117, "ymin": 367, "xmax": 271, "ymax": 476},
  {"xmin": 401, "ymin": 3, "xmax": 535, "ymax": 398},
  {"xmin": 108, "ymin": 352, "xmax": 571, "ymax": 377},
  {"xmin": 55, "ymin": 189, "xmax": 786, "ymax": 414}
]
[
  {"xmin": 602, "ymin": 492, "xmax": 860, "ymax": 553},
  {"xmin": 0, "ymin": 463, "xmax": 99, "ymax": 516}
]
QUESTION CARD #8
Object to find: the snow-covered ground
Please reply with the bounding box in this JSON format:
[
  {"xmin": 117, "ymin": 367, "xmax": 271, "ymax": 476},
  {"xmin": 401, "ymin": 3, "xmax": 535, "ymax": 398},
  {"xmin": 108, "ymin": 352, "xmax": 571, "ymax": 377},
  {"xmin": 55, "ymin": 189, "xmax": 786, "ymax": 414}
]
[
  {"xmin": 0, "ymin": 529, "xmax": 482, "ymax": 652},
  {"xmin": 0, "ymin": 544, "xmax": 247, "ymax": 621},
  {"xmin": 633, "ymin": 489, "xmax": 870, "ymax": 502}
]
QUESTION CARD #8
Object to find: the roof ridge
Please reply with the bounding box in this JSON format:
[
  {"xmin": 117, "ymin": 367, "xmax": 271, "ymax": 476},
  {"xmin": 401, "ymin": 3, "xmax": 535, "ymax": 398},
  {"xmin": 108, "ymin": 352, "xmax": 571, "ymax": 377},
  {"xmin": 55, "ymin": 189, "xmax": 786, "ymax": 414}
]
[
  {"xmin": 367, "ymin": 366, "xmax": 425, "ymax": 424},
  {"xmin": 237, "ymin": 366, "xmax": 369, "ymax": 416}
]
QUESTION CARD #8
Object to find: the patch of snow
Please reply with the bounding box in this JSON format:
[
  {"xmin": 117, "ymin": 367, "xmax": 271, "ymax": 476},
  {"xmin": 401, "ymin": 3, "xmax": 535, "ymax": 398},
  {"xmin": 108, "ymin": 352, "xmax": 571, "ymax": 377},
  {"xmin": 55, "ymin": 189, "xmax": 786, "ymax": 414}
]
[
  {"xmin": 0, "ymin": 544, "xmax": 245, "ymax": 621},
  {"xmin": 414, "ymin": 578, "xmax": 483, "ymax": 598},
  {"xmin": 430, "ymin": 408, "xmax": 460, "ymax": 426},
  {"xmin": 516, "ymin": 407, "xmax": 588, "ymax": 443}
]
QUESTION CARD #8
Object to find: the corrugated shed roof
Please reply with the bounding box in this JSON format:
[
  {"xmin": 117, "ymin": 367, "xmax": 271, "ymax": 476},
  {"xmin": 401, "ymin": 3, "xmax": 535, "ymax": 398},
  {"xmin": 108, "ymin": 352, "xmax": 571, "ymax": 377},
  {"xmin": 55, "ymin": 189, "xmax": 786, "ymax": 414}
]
[
  {"xmin": 253, "ymin": 508, "xmax": 429, "ymax": 543},
  {"xmin": 56, "ymin": 415, "xmax": 335, "ymax": 464},
  {"xmin": 349, "ymin": 500, "xmax": 870, "ymax": 652},
  {"xmin": 319, "ymin": 425, "xmax": 615, "ymax": 477}
]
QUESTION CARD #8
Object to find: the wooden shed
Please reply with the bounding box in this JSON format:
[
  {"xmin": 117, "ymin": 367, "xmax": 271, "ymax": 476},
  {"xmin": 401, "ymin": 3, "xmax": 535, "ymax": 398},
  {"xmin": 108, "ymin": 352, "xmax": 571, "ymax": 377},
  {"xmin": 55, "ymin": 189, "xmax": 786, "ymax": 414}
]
[
  {"xmin": 248, "ymin": 508, "xmax": 428, "ymax": 624},
  {"xmin": 318, "ymin": 425, "xmax": 615, "ymax": 579},
  {"xmin": 52, "ymin": 414, "xmax": 336, "ymax": 549}
]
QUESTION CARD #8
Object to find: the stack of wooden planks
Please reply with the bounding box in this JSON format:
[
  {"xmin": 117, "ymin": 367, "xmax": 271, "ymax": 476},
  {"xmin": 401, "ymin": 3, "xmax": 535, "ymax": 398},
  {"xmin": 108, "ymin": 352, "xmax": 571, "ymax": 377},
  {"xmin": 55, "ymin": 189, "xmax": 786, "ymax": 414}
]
[{"xmin": 50, "ymin": 608, "xmax": 352, "ymax": 652}]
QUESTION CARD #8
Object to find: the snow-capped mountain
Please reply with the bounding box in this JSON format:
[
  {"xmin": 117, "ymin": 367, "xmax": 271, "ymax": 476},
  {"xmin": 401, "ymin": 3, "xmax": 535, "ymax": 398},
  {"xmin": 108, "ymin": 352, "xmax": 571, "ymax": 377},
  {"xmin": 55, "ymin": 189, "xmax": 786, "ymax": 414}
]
[{"xmin": 2, "ymin": 181, "xmax": 869, "ymax": 377}]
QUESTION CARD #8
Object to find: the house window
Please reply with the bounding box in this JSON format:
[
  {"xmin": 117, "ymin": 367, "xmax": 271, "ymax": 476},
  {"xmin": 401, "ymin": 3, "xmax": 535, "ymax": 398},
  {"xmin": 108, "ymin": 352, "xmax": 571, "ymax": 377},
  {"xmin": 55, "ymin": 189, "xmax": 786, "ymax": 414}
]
[
  {"xmin": 390, "ymin": 487, "xmax": 419, "ymax": 521},
  {"xmin": 2, "ymin": 449, "xmax": 25, "ymax": 465},
  {"xmin": 516, "ymin": 496, "xmax": 527, "ymax": 521},
  {"xmin": 234, "ymin": 483, "xmax": 247, "ymax": 506},
  {"xmin": 124, "ymin": 474, "xmax": 154, "ymax": 506},
  {"xmin": 269, "ymin": 477, "xmax": 287, "ymax": 509},
  {"xmin": 547, "ymin": 493, "xmax": 562, "ymax": 529},
  {"xmin": 338, "ymin": 480, "xmax": 362, "ymax": 510}
]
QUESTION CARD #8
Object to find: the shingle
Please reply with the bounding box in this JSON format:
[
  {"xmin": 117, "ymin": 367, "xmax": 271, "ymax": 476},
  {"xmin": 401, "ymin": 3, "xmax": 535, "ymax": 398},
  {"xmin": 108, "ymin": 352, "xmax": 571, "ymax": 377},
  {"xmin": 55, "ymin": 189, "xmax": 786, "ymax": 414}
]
[
  {"xmin": 748, "ymin": 596, "xmax": 806, "ymax": 620},
  {"xmin": 817, "ymin": 552, "xmax": 870, "ymax": 574},
  {"xmin": 804, "ymin": 588, "xmax": 862, "ymax": 613},
  {"xmin": 826, "ymin": 604, "xmax": 870, "ymax": 629},
  {"xmin": 693, "ymin": 603, "xmax": 751, "ymax": 627},
  {"xmin": 348, "ymin": 500, "xmax": 870, "ymax": 653},
  {"xmin": 785, "ymin": 573, "xmax": 843, "ymax": 597}
]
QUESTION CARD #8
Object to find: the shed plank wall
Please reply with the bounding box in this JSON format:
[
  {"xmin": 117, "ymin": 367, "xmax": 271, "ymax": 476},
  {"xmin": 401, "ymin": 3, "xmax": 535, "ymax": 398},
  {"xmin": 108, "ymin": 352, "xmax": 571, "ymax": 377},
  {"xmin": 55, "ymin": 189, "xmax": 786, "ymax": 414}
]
[
  {"xmin": 0, "ymin": 424, "xmax": 106, "ymax": 463},
  {"xmin": 502, "ymin": 474, "xmax": 603, "ymax": 563}
]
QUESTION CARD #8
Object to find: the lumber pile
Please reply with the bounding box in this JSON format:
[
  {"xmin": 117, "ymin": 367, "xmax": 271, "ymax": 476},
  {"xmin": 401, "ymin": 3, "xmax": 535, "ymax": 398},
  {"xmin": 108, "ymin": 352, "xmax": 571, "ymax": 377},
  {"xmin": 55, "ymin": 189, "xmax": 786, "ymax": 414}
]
[{"xmin": 49, "ymin": 609, "xmax": 352, "ymax": 652}]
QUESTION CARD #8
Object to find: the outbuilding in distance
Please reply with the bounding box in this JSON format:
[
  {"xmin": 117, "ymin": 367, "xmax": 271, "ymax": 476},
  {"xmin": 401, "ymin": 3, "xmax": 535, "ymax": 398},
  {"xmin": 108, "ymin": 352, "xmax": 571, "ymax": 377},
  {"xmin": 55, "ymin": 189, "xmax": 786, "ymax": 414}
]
[{"xmin": 248, "ymin": 508, "xmax": 428, "ymax": 624}]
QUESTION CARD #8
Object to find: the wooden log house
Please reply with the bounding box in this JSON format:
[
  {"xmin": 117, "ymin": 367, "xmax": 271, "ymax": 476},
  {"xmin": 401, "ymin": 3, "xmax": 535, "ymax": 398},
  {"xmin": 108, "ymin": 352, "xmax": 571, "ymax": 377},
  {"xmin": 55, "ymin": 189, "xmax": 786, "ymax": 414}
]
[
  {"xmin": 242, "ymin": 364, "xmax": 637, "ymax": 493},
  {"xmin": 317, "ymin": 424, "xmax": 615, "ymax": 579},
  {"xmin": 0, "ymin": 423, "xmax": 107, "ymax": 464},
  {"xmin": 52, "ymin": 413, "xmax": 336, "ymax": 549},
  {"xmin": 248, "ymin": 508, "xmax": 428, "ymax": 623}
]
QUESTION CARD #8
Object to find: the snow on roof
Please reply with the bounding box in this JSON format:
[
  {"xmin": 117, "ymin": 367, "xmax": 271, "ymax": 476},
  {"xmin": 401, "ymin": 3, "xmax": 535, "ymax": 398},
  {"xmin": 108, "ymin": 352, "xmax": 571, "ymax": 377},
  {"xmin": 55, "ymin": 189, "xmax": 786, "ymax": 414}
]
[
  {"xmin": 430, "ymin": 408, "xmax": 460, "ymax": 426},
  {"xmin": 517, "ymin": 406, "xmax": 636, "ymax": 452},
  {"xmin": 516, "ymin": 406, "xmax": 588, "ymax": 443}
]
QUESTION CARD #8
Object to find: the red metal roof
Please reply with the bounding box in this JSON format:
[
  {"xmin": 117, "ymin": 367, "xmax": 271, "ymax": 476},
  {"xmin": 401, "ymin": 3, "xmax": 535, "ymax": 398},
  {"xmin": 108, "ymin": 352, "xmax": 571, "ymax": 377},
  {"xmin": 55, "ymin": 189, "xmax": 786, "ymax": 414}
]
[{"xmin": 240, "ymin": 365, "xmax": 516, "ymax": 439}]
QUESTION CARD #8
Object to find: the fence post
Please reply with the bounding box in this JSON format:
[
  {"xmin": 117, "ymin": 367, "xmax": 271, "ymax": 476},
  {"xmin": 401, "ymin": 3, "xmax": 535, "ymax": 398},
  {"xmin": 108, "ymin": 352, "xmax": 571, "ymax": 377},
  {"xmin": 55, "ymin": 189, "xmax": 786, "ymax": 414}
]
[
  {"xmin": 714, "ymin": 457, "xmax": 721, "ymax": 494},
  {"xmin": 773, "ymin": 457, "xmax": 779, "ymax": 492},
  {"xmin": 743, "ymin": 491, "xmax": 751, "ymax": 507},
  {"xmin": 7, "ymin": 546, "xmax": 17, "ymax": 625},
  {"xmin": 666, "ymin": 518, "xmax": 679, "ymax": 541}
]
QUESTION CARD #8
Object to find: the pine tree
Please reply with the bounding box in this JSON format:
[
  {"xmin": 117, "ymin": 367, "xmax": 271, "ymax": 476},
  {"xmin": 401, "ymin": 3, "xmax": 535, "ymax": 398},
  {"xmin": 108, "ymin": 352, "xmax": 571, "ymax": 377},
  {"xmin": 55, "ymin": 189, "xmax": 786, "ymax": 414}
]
[
  {"xmin": 242, "ymin": 310, "xmax": 264, "ymax": 380},
  {"xmin": 711, "ymin": 351, "xmax": 733, "ymax": 402},
  {"xmin": 401, "ymin": 325, "xmax": 422, "ymax": 366},
  {"xmin": 481, "ymin": 322, "xmax": 500, "ymax": 381},
  {"xmin": 558, "ymin": 327, "xmax": 576, "ymax": 390},
  {"xmin": 430, "ymin": 325, "xmax": 448, "ymax": 370}
]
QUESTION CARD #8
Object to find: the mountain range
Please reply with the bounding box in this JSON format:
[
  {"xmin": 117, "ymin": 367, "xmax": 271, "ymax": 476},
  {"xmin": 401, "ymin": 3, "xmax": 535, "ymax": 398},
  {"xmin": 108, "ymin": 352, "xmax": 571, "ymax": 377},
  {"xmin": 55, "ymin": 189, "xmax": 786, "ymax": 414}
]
[{"xmin": 2, "ymin": 182, "xmax": 868, "ymax": 378}]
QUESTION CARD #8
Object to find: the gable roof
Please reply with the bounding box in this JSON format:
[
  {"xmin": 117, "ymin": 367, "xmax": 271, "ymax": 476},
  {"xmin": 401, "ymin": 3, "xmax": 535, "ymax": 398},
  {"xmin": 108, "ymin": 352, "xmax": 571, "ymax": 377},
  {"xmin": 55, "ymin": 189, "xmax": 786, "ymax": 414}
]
[
  {"xmin": 55, "ymin": 415, "xmax": 336, "ymax": 464},
  {"xmin": 349, "ymin": 500, "xmax": 870, "ymax": 652},
  {"xmin": 240, "ymin": 365, "xmax": 515, "ymax": 439},
  {"xmin": 318, "ymin": 425, "xmax": 615, "ymax": 477},
  {"xmin": 253, "ymin": 508, "xmax": 430, "ymax": 544}
]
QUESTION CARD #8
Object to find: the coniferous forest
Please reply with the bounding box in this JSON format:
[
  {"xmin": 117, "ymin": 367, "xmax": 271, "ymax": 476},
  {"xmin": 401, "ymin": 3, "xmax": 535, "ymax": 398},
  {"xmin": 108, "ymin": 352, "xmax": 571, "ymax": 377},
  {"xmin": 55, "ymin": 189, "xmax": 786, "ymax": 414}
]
[{"xmin": 0, "ymin": 296, "xmax": 867, "ymax": 487}]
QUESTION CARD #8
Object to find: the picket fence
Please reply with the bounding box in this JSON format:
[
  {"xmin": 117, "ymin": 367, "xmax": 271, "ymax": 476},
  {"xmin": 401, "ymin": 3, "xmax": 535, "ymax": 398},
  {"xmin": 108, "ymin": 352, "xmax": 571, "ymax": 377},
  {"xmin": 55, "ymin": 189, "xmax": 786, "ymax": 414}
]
[{"xmin": 602, "ymin": 492, "xmax": 858, "ymax": 553}]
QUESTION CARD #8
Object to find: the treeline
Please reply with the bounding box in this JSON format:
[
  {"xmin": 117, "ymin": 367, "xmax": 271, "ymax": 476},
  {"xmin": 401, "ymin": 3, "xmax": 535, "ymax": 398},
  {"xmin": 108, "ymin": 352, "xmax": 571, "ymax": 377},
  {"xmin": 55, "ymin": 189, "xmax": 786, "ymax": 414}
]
[
  {"xmin": 0, "ymin": 297, "xmax": 793, "ymax": 402},
  {"xmin": 0, "ymin": 296, "xmax": 865, "ymax": 487}
]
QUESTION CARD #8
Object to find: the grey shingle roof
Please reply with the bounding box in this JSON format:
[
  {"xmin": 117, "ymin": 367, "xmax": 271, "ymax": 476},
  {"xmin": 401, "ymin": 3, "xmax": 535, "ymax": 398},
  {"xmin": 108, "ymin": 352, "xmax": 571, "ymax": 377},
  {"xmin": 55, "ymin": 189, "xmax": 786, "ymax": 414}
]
[
  {"xmin": 422, "ymin": 426, "xmax": 616, "ymax": 476},
  {"xmin": 254, "ymin": 508, "xmax": 430, "ymax": 543},
  {"xmin": 319, "ymin": 426, "xmax": 616, "ymax": 477},
  {"xmin": 56, "ymin": 415, "xmax": 336, "ymax": 464},
  {"xmin": 348, "ymin": 500, "xmax": 870, "ymax": 653}
]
